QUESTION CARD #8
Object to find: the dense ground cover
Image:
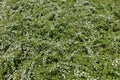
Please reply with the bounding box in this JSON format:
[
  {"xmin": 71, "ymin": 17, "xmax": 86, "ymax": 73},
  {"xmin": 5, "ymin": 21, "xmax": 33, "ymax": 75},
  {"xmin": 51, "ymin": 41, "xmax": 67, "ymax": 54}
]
[{"xmin": 0, "ymin": 0, "xmax": 120, "ymax": 80}]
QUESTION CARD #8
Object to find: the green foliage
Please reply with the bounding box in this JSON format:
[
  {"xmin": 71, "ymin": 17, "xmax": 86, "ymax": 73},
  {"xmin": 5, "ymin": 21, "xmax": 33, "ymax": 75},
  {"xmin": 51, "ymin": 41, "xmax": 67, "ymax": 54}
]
[{"xmin": 0, "ymin": 0, "xmax": 120, "ymax": 80}]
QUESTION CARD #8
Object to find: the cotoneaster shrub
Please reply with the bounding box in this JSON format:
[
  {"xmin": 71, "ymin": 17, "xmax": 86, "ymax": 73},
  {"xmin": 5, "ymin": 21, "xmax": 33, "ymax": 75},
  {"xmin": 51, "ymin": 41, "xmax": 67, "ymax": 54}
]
[{"xmin": 0, "ymin": 0, "xmax": 120, "ymax": 80}]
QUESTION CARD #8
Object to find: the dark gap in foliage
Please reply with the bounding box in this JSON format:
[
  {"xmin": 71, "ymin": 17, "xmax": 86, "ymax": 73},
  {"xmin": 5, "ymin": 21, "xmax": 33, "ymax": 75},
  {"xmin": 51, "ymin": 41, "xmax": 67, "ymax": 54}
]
[
  {"xmin": 49, "ymin": 14, "xmax": 55, "ymax": 21},
  {"xmin": 114, "ymin": 11, "xmax": 120, "ymax": 19},
  {"xmin": 75, "ymin": 36, "xmax": 84, "ymax": 42},
  {"xmin": 46, "ymin": 56, "xmax": 59, "ymax": 64},
  {"xmin": 3, "ymin": 44, "xmax": 10, "ymax": 53},
  {"xmin": 82, "ymin": 46, "xmax": 88, "ymax": 54}
]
